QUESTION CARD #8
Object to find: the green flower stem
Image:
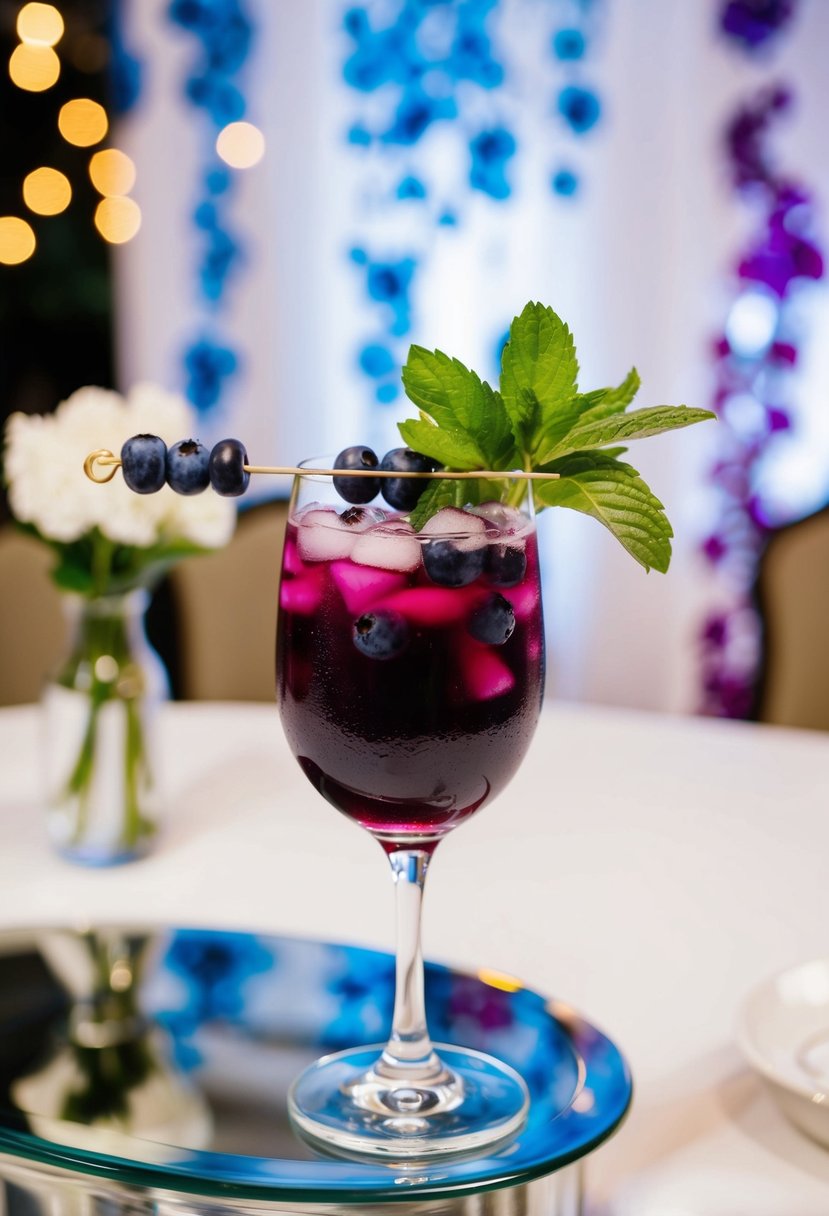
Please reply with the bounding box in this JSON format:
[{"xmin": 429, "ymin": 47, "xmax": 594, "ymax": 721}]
[{"xmin": 57, "ymin": 594, "xmax": 155, "ymax": 855}]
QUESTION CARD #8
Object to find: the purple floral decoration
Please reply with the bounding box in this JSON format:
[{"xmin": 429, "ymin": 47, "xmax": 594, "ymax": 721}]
[{"xmin": 700, "ymin": 1, "xmax": 823, "ymax": 718}]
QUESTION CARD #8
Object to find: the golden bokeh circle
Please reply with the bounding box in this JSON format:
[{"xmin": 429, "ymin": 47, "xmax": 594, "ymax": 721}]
[
  {"xmin": 94, "ymin": 196, "xmax": 141, "ymax": 244},
  {"xmin": 9, "ymin": 43, "xmax": 60, "ymax": 92},
  {"xmin": 0, "ymin": 217, "xmax": 37, "ymax": 265},
  {"xmin": 23, "ymin": 166, "xmax": 72, "ymax": 216},
  {"xmin": 17, "ymin": 3, "xmax": 64, "ymax": 47},
  {"xmin": 216, "ymin": 121, "xmax": 265, "ymax": 169},
  {"xmin": 89, "ymin": 149, "xmax": 136, "ymax": 197},
  {"xmin": 58, "ymin": 98, "xmax": 108, "ymax": 147}
]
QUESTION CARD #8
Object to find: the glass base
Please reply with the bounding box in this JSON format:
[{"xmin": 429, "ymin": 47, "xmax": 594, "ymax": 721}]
[{"xmin": 288, "ymin": 1043, "xmax": 529, "ymax": 1161}]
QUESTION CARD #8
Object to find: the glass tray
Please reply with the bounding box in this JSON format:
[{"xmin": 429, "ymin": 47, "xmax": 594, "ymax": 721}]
[{"xmin": 0, "ymin": 926, "xmax": 631, "ymax": 1206}]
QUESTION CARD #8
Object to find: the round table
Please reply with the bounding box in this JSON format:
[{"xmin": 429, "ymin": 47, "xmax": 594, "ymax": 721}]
[{"xmin": 1, "ymin": 700, "xmax": 828, "ymax": 1213}]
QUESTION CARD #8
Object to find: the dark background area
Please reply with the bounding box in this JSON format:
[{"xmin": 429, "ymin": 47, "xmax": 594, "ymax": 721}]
[{"xmin": 1, "ymin": 0, "xmax": 115, "ymax": 524}]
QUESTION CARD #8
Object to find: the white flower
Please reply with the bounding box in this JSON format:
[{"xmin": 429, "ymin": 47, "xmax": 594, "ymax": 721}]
[{"xmin": 4, "ymin": 384, "xmax": 236, "ymax": 552}]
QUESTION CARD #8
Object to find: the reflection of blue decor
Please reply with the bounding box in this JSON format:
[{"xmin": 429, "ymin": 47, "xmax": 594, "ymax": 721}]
[
  {"xmin": 165, "ymin": 929, "xmax": 273, "ymax": 1021},
  {"xmin": 322, "ymin": 951, "xmax": 395, "ymax": 1049},
  {"xmin": 168, "ymin": 0, "xmax": 255, "ymax": 414}
]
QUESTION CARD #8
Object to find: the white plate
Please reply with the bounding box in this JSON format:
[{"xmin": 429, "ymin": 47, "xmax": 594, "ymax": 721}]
[{"xmin": 737, "ymin": 958, "xmax": 829, "ymax": 1147}]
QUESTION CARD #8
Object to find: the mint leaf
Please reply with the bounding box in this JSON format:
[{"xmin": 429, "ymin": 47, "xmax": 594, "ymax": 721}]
[
  {"xmin": 500, "ymin": 302, "xmax": 578, "ymax": 450},
  {"xmin": 541, "ymin": 405, "xmax": 716, "ymax": 464},
  {"xmin": 535, "ymin": 450, "xmax": 673, "ymax": 573},
  {"xmin": 398, "ymin": 414, "xmax": 483, "ymax": 469},
  {"xmin": 408, "ymin": 477, "xmax": 460, "ymax": 531},
  {"xmin": 401, "ymin": 347, "xmax": 516, "ymax": 469}
]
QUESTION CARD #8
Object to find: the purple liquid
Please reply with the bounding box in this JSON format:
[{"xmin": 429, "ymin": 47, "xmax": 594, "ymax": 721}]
[{"xmin": 276, "ymin": 512, "xmax": 545, "ymax": 851}]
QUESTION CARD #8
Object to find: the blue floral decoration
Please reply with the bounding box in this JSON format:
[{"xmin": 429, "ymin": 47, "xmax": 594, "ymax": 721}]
[
  {"xmin": 107, "ymin": 0, "xmax": 143, "ymax": 116},
  {"xmin": 168, "ymin": 0, "xmax": 255, "ymax": 414},
  {"xmin": 470, "ymin": 126, "xmax": 516, "ymax": 200},
  {"xmin": 557, "ymin": 85, "xmax": 601, "ymax": 135}
]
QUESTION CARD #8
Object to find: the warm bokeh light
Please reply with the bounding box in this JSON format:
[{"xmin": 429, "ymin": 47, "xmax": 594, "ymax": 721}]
[
  {"xmin": 9, "ymin": 43, "xmax": 60, "ymax": 91},
  {"xmin": 23, "ymin": 166, "xmax": 71, "ymax": 215},
  {"xmin": 477, "ymin": 968, "xmax": 524, "ymax": 993},
  {"xmin": 89, "ymin": 149, "xmax": 136, "ymax": 197},
  {"xmin": 17, "ymin": 3, "xmax": 64, "ymax": 47},
  {"xmin": 94, "ymin": 196, "xmax": 141, "ymax": 244},
  {"xmin": 216, "ymin": 121, "xmax": 265, "ymax": 169},
  {"xmin": 58, "ymin": 98, "xmax": 108, "ymax": 147},
  {"xmin": 0, "ymin": 217, "xmax": 36, "ymax": 264}
]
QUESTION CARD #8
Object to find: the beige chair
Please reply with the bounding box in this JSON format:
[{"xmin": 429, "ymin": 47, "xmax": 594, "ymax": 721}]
[
  {"xmin": 168, "ymin": 500, "xmax": 288, "ymax": 701},
  {"xmin": 0, "ymin": 501, "xmax": 288, "ymax": 707},
  {"xmin": 757, "ymin": 507, "xmax": 829, "ymax": 731},
  {"xmin": 0, "ymin": 528, "xmax": 65, "ymax": 705}
]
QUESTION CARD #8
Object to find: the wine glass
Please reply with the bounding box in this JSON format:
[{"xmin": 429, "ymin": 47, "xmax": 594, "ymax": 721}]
[{"xmin": 276, "ymin": 459, "xmax": 545, "ymax": 1160}]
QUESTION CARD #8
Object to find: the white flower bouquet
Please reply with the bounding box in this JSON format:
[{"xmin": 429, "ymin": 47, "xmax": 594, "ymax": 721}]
[
  {"xmin": 4, "ymin": 383, "xmax": 235, "ymax": 595},
  {"xmin": 3, "ymin": 383, "xmax": 236, "ymax": 865}
]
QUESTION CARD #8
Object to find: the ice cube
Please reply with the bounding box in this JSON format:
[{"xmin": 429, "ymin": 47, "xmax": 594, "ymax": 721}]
[
  {"xmin": 501, "ymin": 580, "xmax": 540, "ymax": 622},
  {"xmin": 458, "ymin": 643, "xmax": 515, "ymax": 700},
  {"xmin": 297, "ymin": 509, "xmax": 357, "ymax": 562},
  {"xmin": 382, "ymin": 586, "xmax": 482, "ymax": 627},
  {"xmin": 283, "ymin": 539, "xmax": 307, "ymax": 576},
  {"xmin": 419, "ymin": 507, "xmax": 487, "ymax": 552},
  {"xmin": 351, "ymin": 520, "xmax": 422, "ymax": 572},
  {"xmin": 330, "ymin": 561, "xmax": 407, "ymax": 614},
  {"xmin": 468, "ymin": 501, "xmax": 528, "ymax": 537},
  {"xmin": 279, "ymin": 571, "xmax": 323, "ymax": 614}
]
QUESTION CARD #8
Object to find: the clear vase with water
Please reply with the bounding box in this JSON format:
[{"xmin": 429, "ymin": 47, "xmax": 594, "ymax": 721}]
[{"xmin": 43, "ymin": 589, "xmax": 168, "ymax": 865}]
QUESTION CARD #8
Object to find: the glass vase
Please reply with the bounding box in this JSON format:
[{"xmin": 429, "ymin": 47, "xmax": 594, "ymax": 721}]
[{"xmin": 42, "ymin": 590, "xmax": 168, "ymax": 865}]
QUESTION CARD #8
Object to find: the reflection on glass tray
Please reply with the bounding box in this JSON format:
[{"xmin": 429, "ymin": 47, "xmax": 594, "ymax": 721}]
[{"xmin": 0, "ymin": 926, "xmax": 631, "ymax": 1204}]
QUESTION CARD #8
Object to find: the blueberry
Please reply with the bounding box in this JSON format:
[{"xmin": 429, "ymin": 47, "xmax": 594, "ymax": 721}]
[
  {"xmin": 468, "ymin": 594, "xmax": 516, "ymax": 645},
  {"xmin": 166, "ymin": 438, "xmax": 210, "ymax": 495},
  {"xmin": 209, "ymin": 438, "xmax": 250, "ymax": 496},
  {"xmin": 120, "ymin": 434, "xmax": 167, "ymax": 494},
  {"xmin": 352, "ymin": 610, "xmax": 410, "ymax": 660},
  {"xmin": 423, "ymin": 540, "xmax": 485, "ymax": 587},
  {"xmin": 341, "ymin": 506, "xmax": 370, "ymax": 526},
  {"xmin": 334, "ymin": 446, "xmax": 380, "ymax": 504},
  {"xmin": 487, "ymin": 543, "xmax": 527, "ymax": 587},
  {"xmin": 379, "ymin": 447, "xmax": 440, "ymax": 511}
]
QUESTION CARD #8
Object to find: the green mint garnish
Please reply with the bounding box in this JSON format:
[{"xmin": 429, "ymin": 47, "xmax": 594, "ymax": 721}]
[{"xmin": 399, "ymin": 301, "xmax": 715, "ymax": 572}]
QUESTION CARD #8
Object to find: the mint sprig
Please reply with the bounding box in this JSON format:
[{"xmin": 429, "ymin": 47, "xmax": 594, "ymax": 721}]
[{"xmin": 398, "ymin": 301, "xmax": 715, "ymax": 572}]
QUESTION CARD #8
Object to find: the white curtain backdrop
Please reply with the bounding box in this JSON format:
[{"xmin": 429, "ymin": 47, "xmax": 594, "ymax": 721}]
[{"xmin": 114, "ymin": 0, "xmax": 829, "ymax": 714}]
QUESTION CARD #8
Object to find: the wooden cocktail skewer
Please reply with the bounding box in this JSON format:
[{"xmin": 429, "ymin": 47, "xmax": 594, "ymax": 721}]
[{"xmin": 84, "ymin": 449, "xmax": 560, "ymax": 485}]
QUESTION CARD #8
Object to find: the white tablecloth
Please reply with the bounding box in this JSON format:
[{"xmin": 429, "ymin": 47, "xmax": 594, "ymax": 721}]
[{"xmin": 1, "ymin": 700, "xmax": 828, "ymax": 1213}]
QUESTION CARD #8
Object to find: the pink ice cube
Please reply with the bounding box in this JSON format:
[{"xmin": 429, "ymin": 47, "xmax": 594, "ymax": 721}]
[
  {"xmin": 382, "ymin": 586, "xmax": 483, "ymax": 627},
  {"xmin": 458, "ymin": 642, "xmax": 515, "ymax": 701},
  {"xmin": 330, "ymin": 561, "xmax": 407, "ymax": 614},
  {"xmin": 279, "ymin": 571, "xmax": 323, "ymax": 615},
  {"xmin": 501, "ymin": 580, "xmax": 540, "ymax": 622},
  {"xmin": 283, "ymin": 539, "xmax": 306, "ymax": 576}
]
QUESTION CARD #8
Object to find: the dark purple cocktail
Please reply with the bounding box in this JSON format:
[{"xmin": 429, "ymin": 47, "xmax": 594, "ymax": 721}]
[
  {"xmin": 277, "ymin": 466, "xmax": 545, "ymax": 1161},
  {"xmin": 277, "ymin": 506, "xmax": 544, "ymax": 850}
]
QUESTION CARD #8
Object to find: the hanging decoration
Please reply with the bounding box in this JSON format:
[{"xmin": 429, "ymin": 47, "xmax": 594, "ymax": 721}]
[
  {"xmin": 699, "ymin": 0, "xmax": 824, "ymax": 718},
  {"xmin": 340, "ymin": 0, "xmax": 603, "ymax": 431},
  {"xmin": 548, "ymin": 0, "xmax": 602, "ymax": 199},
  {"xmin": 168, "ymin": 0, "xmax": 256, "ymax": 415}
]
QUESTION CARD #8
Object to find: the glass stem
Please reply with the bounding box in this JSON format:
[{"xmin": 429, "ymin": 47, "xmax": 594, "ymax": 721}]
[{"xmin": 376, "ymin": 850, "xmax": 443, "ymax": 1083}]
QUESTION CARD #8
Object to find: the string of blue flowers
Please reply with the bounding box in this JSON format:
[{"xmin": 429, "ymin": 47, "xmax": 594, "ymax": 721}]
[
  {"xmin": 699, "ymin": 0, "xmax": 824, "ymax": 718},
  {"xmin": 168, "ymin": 0, "xmax": 255, "ymax": 414},
  {"xmin": 549, "ymin": 0, "xmax": 602, "ymax": 199},
  {"xmin": 342, "ymin": 0, "xmax": 603, "ymax": 421}
]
